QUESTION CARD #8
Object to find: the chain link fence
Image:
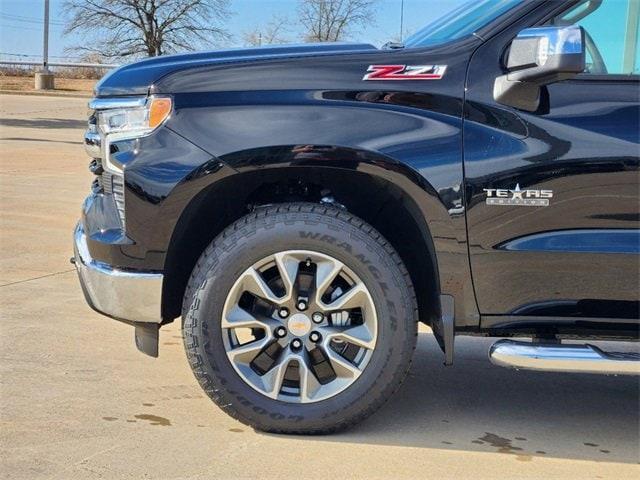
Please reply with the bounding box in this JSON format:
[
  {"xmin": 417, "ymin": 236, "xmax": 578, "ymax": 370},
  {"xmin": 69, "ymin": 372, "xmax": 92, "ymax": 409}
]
[{"xmin": 0, "ymin": 53, "xmax": 119, "ymax": 79}]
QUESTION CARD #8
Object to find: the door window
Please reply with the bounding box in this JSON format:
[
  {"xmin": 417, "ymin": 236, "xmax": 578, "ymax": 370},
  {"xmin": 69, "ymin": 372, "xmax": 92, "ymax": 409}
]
[{"xmin": 549, "ymin": 0, "xmax": 639, "ymax": 75}]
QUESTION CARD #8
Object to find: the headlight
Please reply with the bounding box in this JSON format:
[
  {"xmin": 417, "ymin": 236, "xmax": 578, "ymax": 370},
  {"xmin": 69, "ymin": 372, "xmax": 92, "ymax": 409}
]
[
  {"xmin": 96, "ymin": 97, "xmax": 172, "ymax": 138},
  {"xmin": 85, "ymin": 96, "xmax": 172, "ymax": 230}
]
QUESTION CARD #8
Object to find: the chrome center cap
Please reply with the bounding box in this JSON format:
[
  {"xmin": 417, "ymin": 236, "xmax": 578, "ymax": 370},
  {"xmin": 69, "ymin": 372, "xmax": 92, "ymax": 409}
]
[{"xmin": 287, "ymin": 313, "xmax": 312, "ymax": 337}]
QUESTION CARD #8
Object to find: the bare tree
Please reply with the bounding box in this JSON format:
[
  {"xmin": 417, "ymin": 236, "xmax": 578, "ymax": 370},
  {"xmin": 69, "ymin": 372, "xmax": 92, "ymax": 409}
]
[
  {"xmin": 243, "ymin": 15, "xmax": 290, "ymax": 47},
  {"xmin": 298, "ymin": 0, "xmax": 376, "ymax": 42},
  {"xmin": 64, "ymin": 0, "xmax": 231, "ymax": 58}
]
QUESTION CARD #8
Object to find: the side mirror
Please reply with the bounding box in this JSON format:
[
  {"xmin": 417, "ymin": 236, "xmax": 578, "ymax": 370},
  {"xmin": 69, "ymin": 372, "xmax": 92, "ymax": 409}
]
[{"xmin": 494, "ymin": 26, "xmax": 585, "ymax": 112}]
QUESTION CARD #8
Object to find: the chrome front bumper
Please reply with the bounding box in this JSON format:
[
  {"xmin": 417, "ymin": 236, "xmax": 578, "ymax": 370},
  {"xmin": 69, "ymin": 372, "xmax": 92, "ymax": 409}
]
[{"xmin": 73, "ymin": 223, "xmax": 163, "ymax": 323}]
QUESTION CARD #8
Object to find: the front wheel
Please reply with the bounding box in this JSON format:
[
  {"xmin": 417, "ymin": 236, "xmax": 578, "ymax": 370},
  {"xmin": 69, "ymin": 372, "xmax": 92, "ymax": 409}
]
[{"xmin": 182, "ymin": 203, "xmax": 417, "ymax": 434}]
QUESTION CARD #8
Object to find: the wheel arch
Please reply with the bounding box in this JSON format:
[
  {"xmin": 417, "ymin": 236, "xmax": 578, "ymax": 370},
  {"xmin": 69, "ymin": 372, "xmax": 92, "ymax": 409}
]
[{"xmin": 161, "ymin": 145, "xmax": 460, "ymax": 334}]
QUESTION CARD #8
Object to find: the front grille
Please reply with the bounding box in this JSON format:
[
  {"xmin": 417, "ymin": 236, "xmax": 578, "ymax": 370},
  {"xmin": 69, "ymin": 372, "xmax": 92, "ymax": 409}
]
[
  {"xmin": 111, "ymin": 174, "xmax": 126, "ymax": 225},
  {"xmin": 101, "ymin": 170, "xmax": 126, "ymax": 226},
  {"xmin": 102, "ymin": 170, "xmax": 112, "ymax": 194},
  {"xmin": 86, "ymin": 106, "xmax": 126, "ymax": 228}
]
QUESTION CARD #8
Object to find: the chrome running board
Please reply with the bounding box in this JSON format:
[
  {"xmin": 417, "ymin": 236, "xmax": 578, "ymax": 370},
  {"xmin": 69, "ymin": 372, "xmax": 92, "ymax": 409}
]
[{"xmin": 489, "ymin": 340, "xmax": 640, "ymax": 375}]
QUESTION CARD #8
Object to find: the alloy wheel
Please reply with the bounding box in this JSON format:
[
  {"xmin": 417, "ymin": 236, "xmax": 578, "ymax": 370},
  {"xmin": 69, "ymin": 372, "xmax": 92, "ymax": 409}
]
[{"xmin": 221, "ymin": 250, "xmax": 378, "ymax": 403}]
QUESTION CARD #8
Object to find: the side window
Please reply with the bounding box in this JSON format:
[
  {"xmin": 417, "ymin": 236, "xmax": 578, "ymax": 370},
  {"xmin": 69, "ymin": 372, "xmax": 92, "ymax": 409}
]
[{"xmin": 549, "ymin": 0, "xmax": 639, "ymax": 75}]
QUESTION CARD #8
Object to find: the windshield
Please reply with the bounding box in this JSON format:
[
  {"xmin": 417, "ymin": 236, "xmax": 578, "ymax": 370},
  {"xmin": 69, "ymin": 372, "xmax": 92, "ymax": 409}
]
[{"xmin": 404, "ymin": 0, "xmax": 524, "ymax": 47}]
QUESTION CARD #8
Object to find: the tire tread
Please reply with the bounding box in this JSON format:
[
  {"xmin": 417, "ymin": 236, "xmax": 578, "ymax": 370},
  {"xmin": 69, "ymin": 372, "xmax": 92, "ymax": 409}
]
[{"xmin": 182, "ymin": 202, "xmax": 418, "ymax": 434}]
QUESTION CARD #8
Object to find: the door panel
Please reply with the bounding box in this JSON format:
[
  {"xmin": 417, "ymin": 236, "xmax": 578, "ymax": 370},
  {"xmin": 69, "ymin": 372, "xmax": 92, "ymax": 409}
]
[{"xmin": 463, "ymin": 2, "xmax": 640, "ymax": 322}]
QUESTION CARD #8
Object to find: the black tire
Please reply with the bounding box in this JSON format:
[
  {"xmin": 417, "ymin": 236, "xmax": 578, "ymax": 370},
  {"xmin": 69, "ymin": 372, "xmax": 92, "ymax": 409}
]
[{"xmin": 182, "ymin": 203, "xmax": 418, "ymax": 434}]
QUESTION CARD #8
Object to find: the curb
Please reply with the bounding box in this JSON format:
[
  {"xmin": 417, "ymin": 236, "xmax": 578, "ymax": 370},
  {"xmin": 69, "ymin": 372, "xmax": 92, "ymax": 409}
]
[{"xmin": 0, "ymin": 89, "xmax": 91, "ymax": 99}]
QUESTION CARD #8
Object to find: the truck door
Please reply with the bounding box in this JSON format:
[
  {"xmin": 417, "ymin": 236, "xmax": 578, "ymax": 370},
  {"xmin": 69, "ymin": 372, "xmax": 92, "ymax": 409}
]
[{"xmin": 463, "ymin": 0, "xmax": 639, "ymax": 331}]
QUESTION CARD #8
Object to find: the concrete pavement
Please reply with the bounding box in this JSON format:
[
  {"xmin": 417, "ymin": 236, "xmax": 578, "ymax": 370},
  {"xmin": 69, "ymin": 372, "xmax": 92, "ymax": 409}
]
[{"xmin": 0, "ymin": 93, "xmax": 638, "ymax": 479}]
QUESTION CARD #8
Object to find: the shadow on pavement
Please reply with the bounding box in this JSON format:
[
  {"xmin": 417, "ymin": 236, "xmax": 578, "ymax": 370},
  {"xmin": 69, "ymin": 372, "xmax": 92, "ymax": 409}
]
[
  {"xmin": 289, "ymin": 333, "xmax": 640, "ymax": 464},
  {"xmin": 0, "ymin": 117, "xmax": 86, "ymax": 130},
  {"xmin": 1, "ymin": 136, "xmax": 82, "ymax": 145}
]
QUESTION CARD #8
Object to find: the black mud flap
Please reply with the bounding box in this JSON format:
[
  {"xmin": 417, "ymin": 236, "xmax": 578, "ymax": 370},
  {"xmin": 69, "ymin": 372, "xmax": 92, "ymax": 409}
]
[
  {"xmin": 135, "ymin": 323, "xmax": 159, "ymax": 358},
  {"xmin": 431, "ymin": 294, "xmax": 455, "ymax": 366}
]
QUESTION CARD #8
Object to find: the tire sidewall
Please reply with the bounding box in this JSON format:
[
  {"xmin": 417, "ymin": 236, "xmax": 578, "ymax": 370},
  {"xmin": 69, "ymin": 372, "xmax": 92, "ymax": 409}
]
[{"xmin": 183, "ymin": 206, "xmax": 415, "ymax": 432}]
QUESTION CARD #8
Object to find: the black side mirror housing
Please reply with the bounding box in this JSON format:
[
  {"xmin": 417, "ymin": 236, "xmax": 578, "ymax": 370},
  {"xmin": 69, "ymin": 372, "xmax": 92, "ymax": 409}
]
[{"xmin": 494, "ymin": 26, "xmax": 586, "ymax": 112}]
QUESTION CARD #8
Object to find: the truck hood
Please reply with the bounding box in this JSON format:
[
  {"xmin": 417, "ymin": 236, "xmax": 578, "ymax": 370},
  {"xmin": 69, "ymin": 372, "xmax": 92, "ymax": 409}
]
[{"xmin": 95, "ymin": 43, "xmax": 378, "ymax": 97}]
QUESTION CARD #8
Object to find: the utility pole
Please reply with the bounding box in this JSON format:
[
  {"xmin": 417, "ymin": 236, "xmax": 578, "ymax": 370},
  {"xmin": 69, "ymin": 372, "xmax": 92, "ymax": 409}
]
[
  {"xmin": 399, "ymin": 0, "xmax": 405, "ymax": 42},
  {"xmin": 35, "ymin": 0, "xmax": 54, "ymax": 90},
  {"xmin": 43, "ymin": 0, "xmax": 50, "ymax": 70}
]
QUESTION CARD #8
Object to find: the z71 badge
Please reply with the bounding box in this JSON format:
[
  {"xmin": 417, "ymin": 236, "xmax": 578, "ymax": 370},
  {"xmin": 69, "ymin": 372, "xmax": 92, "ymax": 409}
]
[
  {"xmin": 363, "ymin": 65, "xmax": 447, "ymax": 81},
  {"xmin": 484, "ymin": 184, "xmax": 553, "ymax": 207}
]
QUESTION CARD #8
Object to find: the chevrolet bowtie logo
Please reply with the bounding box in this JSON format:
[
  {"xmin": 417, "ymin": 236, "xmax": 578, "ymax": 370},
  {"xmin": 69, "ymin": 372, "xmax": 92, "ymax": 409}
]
[{"xmin": 483, "ymin": 184, "xmax": 553, "ymax": 207}]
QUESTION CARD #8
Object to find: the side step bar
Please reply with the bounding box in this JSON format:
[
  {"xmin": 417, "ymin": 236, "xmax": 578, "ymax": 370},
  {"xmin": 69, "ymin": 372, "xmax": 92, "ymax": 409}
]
[{"xmin": 489, "ymin": 340, "xmax": 640, "ymax": 375}]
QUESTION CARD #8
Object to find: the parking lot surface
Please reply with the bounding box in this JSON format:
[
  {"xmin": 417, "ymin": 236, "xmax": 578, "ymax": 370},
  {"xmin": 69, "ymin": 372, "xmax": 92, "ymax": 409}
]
[{"xmin": 0, "ymin": 94, "xmax": 638, "ymax": 479}]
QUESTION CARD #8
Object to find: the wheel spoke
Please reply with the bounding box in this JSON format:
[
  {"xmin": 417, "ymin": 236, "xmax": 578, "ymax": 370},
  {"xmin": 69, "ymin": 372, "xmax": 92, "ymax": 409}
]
[
  {"xmin": 227, "ymin": 337, "xmax": 270, "ymax": 364},
  {"xmin": 241, "ymin": 267, "xmax": 281, "ymax": 304},
  {"xmin": 273, "ymin": 252, "xmax": 300, "ymax": 300},
  {"xmin": 323, "ymin": 282, "xmax": 368, "ymax": 311},
  {"xmin": 323, "ymin": 346, "xmax": 362, "ymax": 379},
  {"xmin": 314, "ymin": 258, "xmax": 343, "ymax": 303},
  {"xmin": 320, "ymin": 324, "xmax": 376, "ymax": 350},
  {"xmin": 222, "ymin": 305, "xmax": 278, "ymax": 330},
  {"xmin": 297, "ymin": 354, "xmax": 322, "ymax": 402},
  {"xmin": 261, "ymin": 354, "xmax": 291, "ymax": 398}
]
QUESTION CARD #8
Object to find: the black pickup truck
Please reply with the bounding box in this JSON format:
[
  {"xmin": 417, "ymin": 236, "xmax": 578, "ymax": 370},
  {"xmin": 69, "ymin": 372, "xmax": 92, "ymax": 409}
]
[{"xmin": 73, "ymin": 0, "xmax": 639, "ymax": 433}]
